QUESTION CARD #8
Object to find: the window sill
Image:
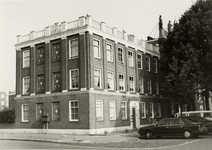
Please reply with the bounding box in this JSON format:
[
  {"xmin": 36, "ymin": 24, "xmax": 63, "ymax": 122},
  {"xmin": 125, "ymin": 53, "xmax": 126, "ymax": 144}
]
[{"xmin": 69, "ymin": 120, "xmax": 79, "ymax": 122}]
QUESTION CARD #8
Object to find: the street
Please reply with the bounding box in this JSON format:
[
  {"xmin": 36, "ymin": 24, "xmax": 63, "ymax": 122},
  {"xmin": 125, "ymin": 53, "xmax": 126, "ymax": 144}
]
[{"xmin": 0, "ymin": 134, "xmax": 211, "ymax": 150}]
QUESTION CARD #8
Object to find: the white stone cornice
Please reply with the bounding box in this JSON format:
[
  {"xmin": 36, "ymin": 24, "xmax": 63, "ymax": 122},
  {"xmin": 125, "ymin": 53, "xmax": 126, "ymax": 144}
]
[
  {"xmin": 61, "ymin": 36, "xmax": 67, "ymax": 40},
  {"xmin": 79, "ymin": 32, "xmax": 85, "ymax": 35}
]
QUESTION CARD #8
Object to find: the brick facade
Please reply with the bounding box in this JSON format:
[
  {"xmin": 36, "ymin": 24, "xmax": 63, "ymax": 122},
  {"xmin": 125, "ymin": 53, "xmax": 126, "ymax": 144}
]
[{"xmin": 14, "ymin": 15, "xmax": 170, "ymax": 134}]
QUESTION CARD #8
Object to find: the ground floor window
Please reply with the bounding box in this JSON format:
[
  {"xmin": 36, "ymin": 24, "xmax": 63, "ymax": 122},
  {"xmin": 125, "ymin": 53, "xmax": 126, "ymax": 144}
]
[
  {"xmin": 21, "ymin": 104, "xmax": 29, "ymax": 122},
  {"xmin": 96, "ymin": 100, "xmax": 103, "ymax": 121},
  {"xmin": 52, "ymin": 102, "xmax": 60, "ymax": 121},
  {"xmin": 109, "ymin": 100, "xmax": 116, "ymax": 120},
  {"xmin": 156, "ymin": 103, "xmax": 161, "ymax": 118},
  {"xmin": 69, "ymin": 100, "xmax": 79, "ymax": 121},
  {"xmin": 140, "ymin": 102, "xmax": 146, "ymax": 119},
  {"xmin": 121, "ymin": 101, "xmax": 127, "ymax": 120},
  {"xmin": 36, "ymin": 103, "xmax": 43, "ymax": 121},
  {"xmin": 149, "ymin": 102, "xmax": 154, "ymax": 118}
]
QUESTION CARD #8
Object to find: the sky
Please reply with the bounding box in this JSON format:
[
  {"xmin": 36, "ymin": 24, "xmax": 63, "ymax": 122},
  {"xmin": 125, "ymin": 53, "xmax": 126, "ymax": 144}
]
[{"xmin": 0, "ymin": 0, "xmax": 196, "ymax": 93}]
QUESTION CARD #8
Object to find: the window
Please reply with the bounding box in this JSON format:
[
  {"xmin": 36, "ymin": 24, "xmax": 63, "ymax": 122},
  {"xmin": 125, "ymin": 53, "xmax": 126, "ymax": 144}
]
[
  {"xmin": 69, "ymin": 39, "xmax": 78, "ymax": 59},
  {"xmin": 1, "ymin": 94, "xmax": 5, "ymax": 98},
  {"xmin": 137, "ymin": 53, "xmax": 142, "ymax": 69},
  {"xmin": 119, "ymin": 74, "xmax": 125, "ymax": 91},
  {"xmin": 138, "ymin": 78, "xmax": 144, "ymax": 93},
  {"xmin": 149, "ymin": 102, "xmax": 154, "ymax": 118},
  {"xmin": 140, "ymin": 102, "xmax": 146, "ymax": 118},
  {"xmin": 107, "ymin": 71, "xmax": 114, "ymax": 90},
  {"xmin": 93, "ymin": 39, "xmax": 100, "ymax": 58},
  {"xmin": 69, "ymin": 100, "xmax": 79, "ymax": 121},
  {"xmin": 1, "ymin": 101, "xmax": 5, "ymax": 106},
  {"xmin": 36, "ymin": 47, "xmax": 45, "ymax": 65},
  {"xmin": 37, "ymin": 74, "xmax": 45, "ymax": 93},
  {"xmin": 52, "ymin": 72, "xmax": 61, "ymax": 92},
  {"xmin": 23, "ymin": 50, "xmax": 30, "ymax": 68},
  {"xmin": 153, "ymin": 59, "xmax": 158, "ymax": 73},
  {"xmin": 69, "ymin": 69, "xmax": 79, "ymax": 89},
  {"xmin": 106, "ymin": 43, "xmax": 113, "ymax": 62},
  {"xmin": 96, "ymin": 100, "xmax": 103, "ymax": 121},
  {"xmin": 94, "ymin": 69, "xmax": 101, "ymax": 89},
  {"xmin": 156, "ymin": 103, "xmax": 161, "ymax": 118},
  {"xmin": 129, "ymin": 76, "xmax": 135, "ymax": 92},
  {"xmin": 52, "ymin": 102, "xmax": 60, "ymax": 121},
  {"xmin": 154, "ymin": 82, "xmax": 159, "ymax": 95},
  {"xmin": 23, "ymin": 76, "xmax": 30, "ymax": 95},
  {"xmin": 52, "ymin": 43, "xmax": 60, "ymax": 62},
  {"xmin": 146, "ymin": 56, "xmax": 150, "ymax": 71},
  {"xmin": 121, "ymin": 101, "xmax": 127, "ymax": 120},
  {"xmin": 128, "ymin": 51, "xmax": 133, "ymax": 67},
  {"xmin": 118, "ymin": 47, "xmax": 124, "ymax": 64},
  {"xmin": 36, "ymin": 103, "xmax": 43, "ymax": 121},
  {"xmin": 147, "ymin": 80, "xmax": 152, "ymax": 94},
  {"xmin": 109, "ymin": 100, "xmax": 116, "ymax": 120},
  {"xmin": 22, "ymin": 104, "xmax": 29, "ymax": 122}
]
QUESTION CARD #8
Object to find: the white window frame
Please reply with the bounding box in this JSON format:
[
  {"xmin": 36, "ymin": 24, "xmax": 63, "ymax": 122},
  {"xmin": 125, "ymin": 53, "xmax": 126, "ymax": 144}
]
[
  {"xmin": 93, "ymin": 38, "xmax": 100, "ymax": 59},
  {"xmin": 94, "ymin": 68, "xmax": 101, "ymax": 89},
  {"xmin": 137, "ymin": 53, "xmax": 143, "ymax": 69},
  {"xmin": 23, "ymin": 50, "xmax": 30, "ymax": 68},
  {"xmin": 140, "ymin": 102, "xmax": 146, "ymax": 119},
  {"xmin": 96, "ymin": 100, "xmax": 103, "ymax": 121},
  {"xmin": 139, "ymin": 78, "xmax": 144, "ymax": 93},
  {"xmin": 106, "ymin": 43, "xmax": 113, "ymax": 62},
  {"xmin": 118, "ymin": 47, "xmax": 124, "ymax": 64},
  {"xmin": 153, "ymin": 59, "xmax": 158, "ymax": 73},
  {"xmin": 129, "ymin": 76, "xmax": 135, "ymax": 92},
  {"xmin": 157, "ymin": 103, "xmax": 161, "ymax": 118},
  {"xmin": 121, "ymin": 101, "xmax": 127, "ymax": 120},
  {"xmin": 107, "ymin": 71, "xmax": 114, "ymax": 90},
  {"xmin": 69, "ymin": 69, "xmax": 79, "ymax": 90},
  {"xmin": 147, "ymin": 80, "xmax": 152, "ymax": 94},
  {"xmin": 128, "ymin": 51, "xmax": 134, "ymax": 67},
  {"xmin": 21, "ymin": 104, "xmax": 29, "ymax": 122},
  {"xmin": 69, "ymin": 100, "xmax": 79, "ymax": 121},
  {"xmin": 69, "ymin": 38, "xmax": 78, "ymax": 59},
  {"xmin": 23, "ymin": 76, "xmax": 30, "ymax": 95},
  {"xmin": 149, "ymin": 102, "xmax": 154, "ymax": 118},
  {"xmin": 119, "ymin": 74, "xmax": 125, "ymax": 91},
  {"xmin": 146, "ymin": 56, "xmax": 150, "ymax": 71},
  {"xmin": 109, "ymin": 100, "xmax": 116, "ymax": 120}
]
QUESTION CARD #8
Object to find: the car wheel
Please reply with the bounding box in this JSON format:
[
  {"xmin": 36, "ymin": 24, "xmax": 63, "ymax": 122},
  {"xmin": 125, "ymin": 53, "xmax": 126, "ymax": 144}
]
[
  {"xmin": 183, "ymin": 130, "xmax": 193, "ymax": 139},
  {"xmin": 145, "ymin": 131, "xmax": 153, "ymax": 139}
]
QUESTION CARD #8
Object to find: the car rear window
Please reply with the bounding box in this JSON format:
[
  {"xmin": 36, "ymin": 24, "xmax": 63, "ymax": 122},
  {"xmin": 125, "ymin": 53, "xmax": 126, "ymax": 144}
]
[{"xmin": 184, "ymin": 118, "xmax": 197, "ymax": 124}]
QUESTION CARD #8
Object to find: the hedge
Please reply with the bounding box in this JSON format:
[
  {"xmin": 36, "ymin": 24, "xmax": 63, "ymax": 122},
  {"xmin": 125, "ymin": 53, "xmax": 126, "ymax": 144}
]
[{"xmin": 0, "ymin": 108, "xmax": 15, "ymax": 123}]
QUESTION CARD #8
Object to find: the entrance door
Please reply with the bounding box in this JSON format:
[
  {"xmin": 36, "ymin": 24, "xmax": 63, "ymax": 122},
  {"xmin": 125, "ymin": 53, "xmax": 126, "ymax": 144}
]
[{"xmin": 132, "ymin": 108, "xmax": 136, "ymax": 129}]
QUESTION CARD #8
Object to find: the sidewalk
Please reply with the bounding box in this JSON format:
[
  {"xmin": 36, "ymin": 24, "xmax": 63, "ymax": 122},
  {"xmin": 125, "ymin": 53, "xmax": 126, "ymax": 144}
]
[{"xmin": 0, "ymin": 130, "xmax": 139, "ymax": 144}]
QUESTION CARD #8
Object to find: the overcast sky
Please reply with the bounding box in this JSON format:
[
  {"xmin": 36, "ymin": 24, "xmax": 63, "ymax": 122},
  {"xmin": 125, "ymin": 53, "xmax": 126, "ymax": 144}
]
[{"xmin": 0, "ymin": 0, "xmax": 196, "ymax": 93}]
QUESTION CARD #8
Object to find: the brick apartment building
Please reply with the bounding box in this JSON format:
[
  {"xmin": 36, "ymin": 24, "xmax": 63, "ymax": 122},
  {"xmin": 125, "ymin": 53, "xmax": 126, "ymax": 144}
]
[{"xmin": 14, "ymin": 14, "xmax": 170, "ymax": 134}]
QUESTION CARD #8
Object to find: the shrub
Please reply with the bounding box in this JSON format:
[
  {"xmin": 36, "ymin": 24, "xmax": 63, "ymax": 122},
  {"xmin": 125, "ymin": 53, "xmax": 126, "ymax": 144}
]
[{"xmin": 0, "ymin": 108, "xmax": 15, "ymax": 123}]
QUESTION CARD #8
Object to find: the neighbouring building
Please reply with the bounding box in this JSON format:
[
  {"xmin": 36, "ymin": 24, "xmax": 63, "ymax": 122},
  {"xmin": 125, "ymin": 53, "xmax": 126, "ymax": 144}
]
[
  {"xmin": 0, "ymin": 91, "xmax": 9, "ymax": 110},
  {"xmin": 14, "ymin": 14, "xmax": 170, "ymax": 134}
]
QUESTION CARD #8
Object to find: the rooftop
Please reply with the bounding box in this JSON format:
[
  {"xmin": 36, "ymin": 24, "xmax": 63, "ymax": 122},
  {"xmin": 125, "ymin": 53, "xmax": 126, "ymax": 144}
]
[{"xmin": 16, "ymin": 14, "xmax": 159, "ymax": 55}]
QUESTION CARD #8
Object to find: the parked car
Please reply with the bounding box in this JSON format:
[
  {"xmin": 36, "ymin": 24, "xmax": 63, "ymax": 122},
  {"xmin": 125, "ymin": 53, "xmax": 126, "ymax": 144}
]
[
  {"xmin": 180, "ymin": 116, "xmax": 212, "ymax": 133},
  {"xmin": 138, "ymin": 118, "xmax": 207, "ymax": 139}
]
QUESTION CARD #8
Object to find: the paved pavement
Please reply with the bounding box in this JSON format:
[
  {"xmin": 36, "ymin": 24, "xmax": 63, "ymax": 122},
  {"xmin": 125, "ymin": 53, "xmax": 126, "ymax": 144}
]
[{"xmin": 0, "ymin": 130, "xmax": 211, "ymax": 149}]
